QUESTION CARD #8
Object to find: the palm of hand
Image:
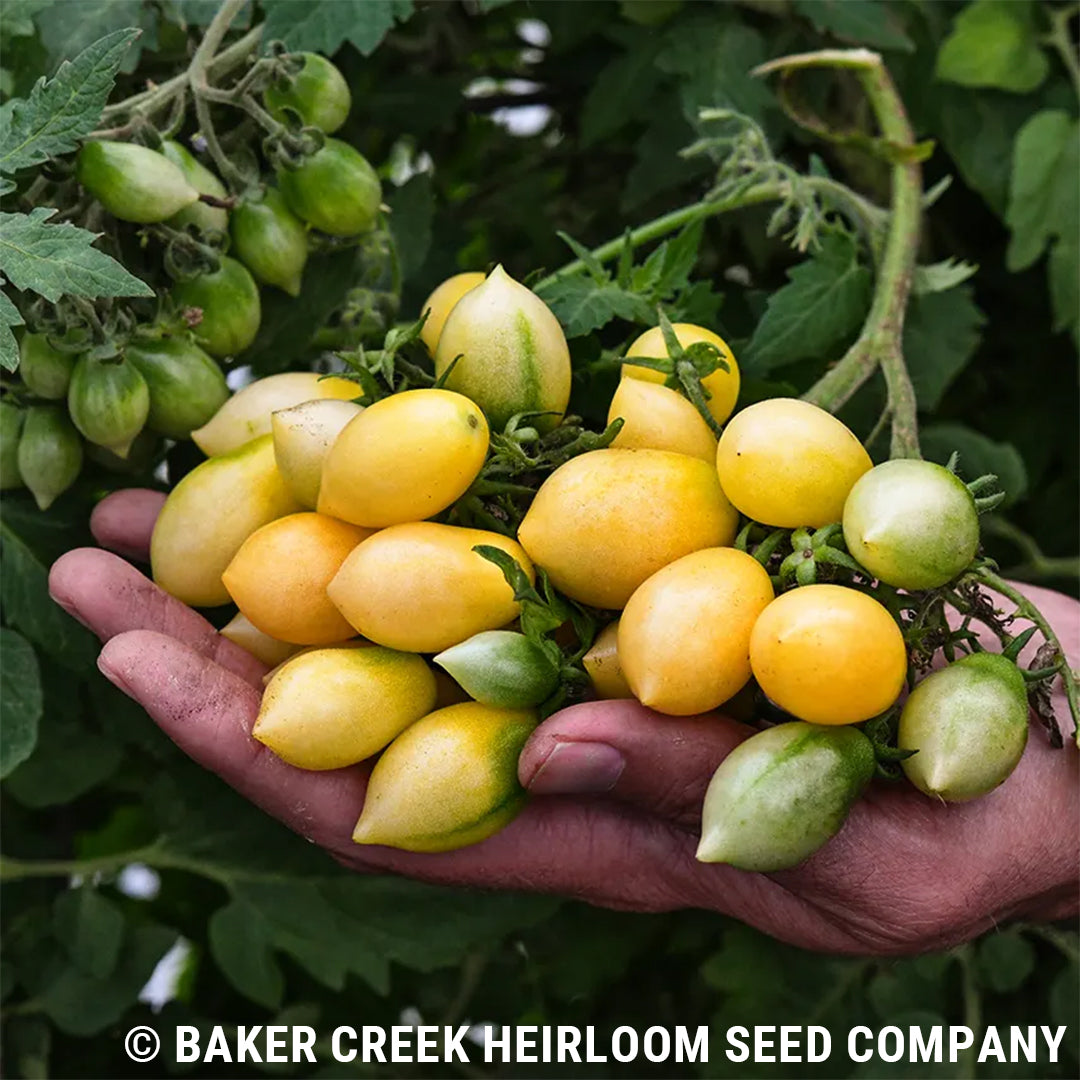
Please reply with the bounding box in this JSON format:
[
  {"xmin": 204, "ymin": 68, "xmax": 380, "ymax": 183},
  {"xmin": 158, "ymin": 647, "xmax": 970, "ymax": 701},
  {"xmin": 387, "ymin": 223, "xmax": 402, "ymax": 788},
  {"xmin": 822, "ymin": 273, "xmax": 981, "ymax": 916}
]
[{"xmin": 48, "ymin": 489, "xmax": 1079, "ymax": 955}]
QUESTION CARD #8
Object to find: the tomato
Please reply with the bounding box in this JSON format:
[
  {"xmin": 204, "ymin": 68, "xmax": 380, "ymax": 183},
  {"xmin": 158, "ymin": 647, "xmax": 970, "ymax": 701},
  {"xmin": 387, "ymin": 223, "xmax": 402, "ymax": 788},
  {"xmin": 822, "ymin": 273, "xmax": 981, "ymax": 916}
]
[
  {"xmin": 582, "ymin": 621, "xmax": 633, "ymax": 700},
  {"xmin": 256, "ymin": 646, "xmax": 436, "ymax": 771},
  {"xmin": 608, "ymin": 376, "xmax": 717, "ymax": 462},
  {"xmin": 224, "ymin": 512, "xmax": 373, "ymax": 645},
  {"xmin": 151, "ymin": 435, "xmax": 302, "ymax": 607},
  {"xmin": 160, "ymin": 140, "xmax": 229, "ymax": 234},
  {"xmin": 67, "ymin": 355, "xmax": 149, "ymax": 458},
  {"xmin": 124, "ymin": 334, "xmax": 229, "ymax": 439},
  {"xmin": 623, "ymin": 323, "xmax": 741, "ymax": 426},
  {"xmin": 419, "ymin": 271, "xmax": 485, "ymax": 354},
  {"xmin": 434, "ymin": 630, "xmax": 560, "ymax": 709},
  {"xmin": 434, "ymin": 265, "xmax": 571, "ymax": 432},
  {"xmin": 171, "ymin": 256, "xmax": 262, "ymax": 358},
  {"xmin": 352, "ymin": 702, "xmax": 537, "ymax": 852},
  {"xmin": 16, "ymin": 405, "xmax": 83, "ymax": 511},
  {"xmin": 264, "ymin": 52, "xmax": 352, "ymax": 134},
  {"xmin": 327, "ymin": 522, "xmax": 533, "ymax": 653},
  {"xmin": 76, "ymin": 141, "xmax": 199, "ymax": 223},
  {"xmin": 619, "ymin": 547, "xmax": 774, "ymax": 716},
  {"xmin": 271, "ymin": 397, "xmax": 363, "ymax": 507},
  {"xmin": 517, "ymin": 447, "xmax": 739, "ymax": 609},
  {"xmin": 716, "ymin": 398, "xmax": 872, "ymax": 528},
  {"xmin": 749, "ymin": 584, "xmax": 907, "ymax": 725},
  {"xmin": 318, "ymin": 388, "xmax": 489, "ymax": 527},
  {"xmin": 842, "ymin": 459, "xmax": 980, "ymax": 590},
  {"xmin": 220, "ymin": 611, "xmax": 301, "ymax": 668},
  {"xmin": 19, "ymin": 333, "xmax": 77, "ymax": 399},
  {"xmin": 0, "ymin": 401, "xmax": 25, "ymax": 491},
  {"xmin": 192, "ymin": 370, "xmax": 359, "ymax": 457},
  {"xmin": 898, "ymin": 653, "xmax": 1029, "ymax": 802},
  {"xmin": 696, "ymin": 722, "xmax": 875, "ymax": 870},
  {"xmin": 230, "ymin": 187, "xmax": 309, "ymax": 297},
  {"xmin": 278, "ymin": 139, "xmax": 381, "ymax": 236}
]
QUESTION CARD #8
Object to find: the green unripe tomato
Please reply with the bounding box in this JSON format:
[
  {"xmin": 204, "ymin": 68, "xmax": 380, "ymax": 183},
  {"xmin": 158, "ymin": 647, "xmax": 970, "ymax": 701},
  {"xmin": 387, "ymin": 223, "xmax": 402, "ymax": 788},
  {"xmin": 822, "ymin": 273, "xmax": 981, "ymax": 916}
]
[
  {"xmin": 231, "ymin": 188, "xmax": 308, "ymax": 297},
  {"xmin": 18, "ymin": 333, "xmax": 77, "ymax": 399},
  {"xmin": 124, "ymin": 334, "xmax": 229, "ymax": 438},
  {"xmin": 842, "ymin": 459, "xmax": 980, "ymax": 590},
  {"xmin": 171, "ymin": 256, "xmax": 262, "ymax": 358},
  {"xmin": 264, "ymin": 52, "xmax": 351, "ymax": 133},
  {"xmin": 697, "ymin": 721, "xmax": 875, "ymax": 871},
  {"xmin": 278, "ymin": 139, "xmax": 381, "ymax": 236},
  {"xmin": 1, "ymin": 400, "xmax": 26, "ymax": 490},
  {"xmin": 434, "ymin": 631, "xmax": 561, "ymax": 709},
  {"xmin": 899, "ymin": 652, "xmax": 1029, "ymax": 802},
  {"xmin": 67, "ymin": 355, "xmax": 149, "ymax": 459},
  {"xmin": 76, "ymin": 141, "xmax": 199, "ymax": 223},
  {"xmin": 160, "ymin": 140, "xmax": 229, "ymax": 235},
  {"xmin": 17, "ymin": 405, "xmax": 83, "ymax": 510}
]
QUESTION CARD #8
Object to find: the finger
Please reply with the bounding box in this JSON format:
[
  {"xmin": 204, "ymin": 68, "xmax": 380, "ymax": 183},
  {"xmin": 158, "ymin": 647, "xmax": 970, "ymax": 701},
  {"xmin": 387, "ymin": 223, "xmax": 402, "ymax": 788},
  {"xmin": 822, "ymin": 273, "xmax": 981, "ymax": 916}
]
[
  {"xmin": 517, "ymin": 699, "xmax": 749, "ymax": 827},
  {"xmin": 50, "ymin": 549, "xmax": 267, "ymax": 686},
  {"xmin": 90, "ymin": 488, "xmax": 165, "ymax": 561}
]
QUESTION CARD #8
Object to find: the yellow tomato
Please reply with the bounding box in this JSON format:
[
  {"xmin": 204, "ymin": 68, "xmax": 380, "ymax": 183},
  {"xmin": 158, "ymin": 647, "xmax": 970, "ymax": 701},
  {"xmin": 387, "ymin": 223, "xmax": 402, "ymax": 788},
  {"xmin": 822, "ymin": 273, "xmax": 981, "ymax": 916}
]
[
  {"xmin": 151, "ymin": 435, "xmax": 301, "ymax": 607},
  {"xmin": 623, "ymin": 323, "xmax": 740, "ymax": 425},
  {"xmin": 419, "ymin": 271, "xmax": 485, "ymax": 354},
  {"xmin": 328, "ymin": 522, "xmax": 533, "ymax": 652},
  {"xmin": 608, "ymin": 377, "xmax": 717, "ymax": 462},
  {"xmin": 219, "ymin": 612, "xmax": 301, "ymax": 667},
  {"xmin": 716, "ymin": 398, "xmax": 871, "ymax": 528},
  {"xmin": 192, "ymin": 371, "xmax": 359, "ymax": 457},
  {"xmin": 517, "ymin": 448, "xmax": 738, "ymax": 609},
  {"xmin": 254, "ymin": 646, "xmax": 437, "ymax": 770},
  {"xmin": 620, "ymin": 548, "xmax": 774, "ymax": 715},
  {"xmin": 317, "ymin": 388, "xmax": 489, "ymax": 527},
  {"xmin": 749, "ymin": 584, "xmax": 906, "ymax": 725},
  {"xmin": 271, "ymin": 397, "xmax": 363, "ymax": 508},
  {"xmin": 223, "ymin": 512, "xmax": 373, "ymax": 645},
  {"xmin": 352, "ymin": 702, "xmax": 537, "ymax": 852},
  {"xmin": 582, "ymin": 621, "xmax": 633, "ymax": 699}
]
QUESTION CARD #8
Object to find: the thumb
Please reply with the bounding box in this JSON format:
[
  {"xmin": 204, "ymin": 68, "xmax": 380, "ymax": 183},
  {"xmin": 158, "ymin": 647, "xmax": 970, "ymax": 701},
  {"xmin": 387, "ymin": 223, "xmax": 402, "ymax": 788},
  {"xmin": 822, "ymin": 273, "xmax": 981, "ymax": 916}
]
[{"xmin": 518, "ymin": 699, "xmax": 750, "ymax": 827}]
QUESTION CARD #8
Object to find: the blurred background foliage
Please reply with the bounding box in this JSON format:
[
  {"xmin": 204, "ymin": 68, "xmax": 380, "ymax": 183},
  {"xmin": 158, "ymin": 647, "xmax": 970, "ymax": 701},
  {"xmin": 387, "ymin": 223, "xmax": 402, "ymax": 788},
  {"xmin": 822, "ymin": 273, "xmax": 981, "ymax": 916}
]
[{"xmin": 1, "ymin": 1, "xmax": 1077, "ymax": 1077}]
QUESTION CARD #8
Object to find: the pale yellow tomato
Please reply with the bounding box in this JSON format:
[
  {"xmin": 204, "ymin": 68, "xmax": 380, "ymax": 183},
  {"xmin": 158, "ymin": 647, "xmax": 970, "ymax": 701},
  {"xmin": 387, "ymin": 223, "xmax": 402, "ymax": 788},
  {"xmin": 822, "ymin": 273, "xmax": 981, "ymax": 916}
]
[
  {"xmin": 619, "ymin": 548, "xmax": 774, "ymax": 715},
  {"xmin": 749, "ymin": 584, "xmax": 906, "ymax": 725},
  {"xmin": 608, "ymin": 377, "xmax": 717, "ymax": 462},
  {"xmin": 327, "ymin": 521, "xmax": 533, "ymax": 652},
  {"xmin": 716, "ymin": 398, "xmax": 872, "ymax": 528},
  {"xmin": 516, "ymin": 447, "xmax": 738, "ymax": 609},
  {"xmin": 271, "ymin": 397, "xmax": 363, "ymax": 508},
  {"xmin": 623, "ymin": 323, "xmax": 740, "ymax": 425},
  {"xmin": 419, "ymin": 271, "xmax": 485, "ymax": 354},
  {"xmin": 582, "ymin": 621, "xmax": 633, "ymax": 700},
  {"xmin": 318, "ymin": 388, "xmax": 489, "ymax": 527},
  {"xmin": 219, "ymin": 612, "xmax": 301, "ymax": 667}
]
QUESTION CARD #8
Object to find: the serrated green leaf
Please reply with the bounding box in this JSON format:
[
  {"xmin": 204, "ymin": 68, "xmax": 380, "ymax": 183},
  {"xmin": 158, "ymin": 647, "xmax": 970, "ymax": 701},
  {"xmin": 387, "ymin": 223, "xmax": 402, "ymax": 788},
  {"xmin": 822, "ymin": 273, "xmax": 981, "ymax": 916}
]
[
  {"xmin": 744, "ymin": 231, "xmax": 872, "ymax": 372},
  {"xmin": 0, "ymin": 286, "xmax": 23, "ymax": 371},
  {"xmin": 581, "ymin": 43, "xmax": 660, "ymax": 147},
  {"xmin": 936, "ymin": 0, "xmax": 1049, "ymax": 94},
  {"xmin": 977, "ymin": 931, "xmax": 1036, "ymax": 993},
  {"xmin": 0, "ymin": 27, "xmax": 138, "ymax": 175},
  {"xmin": 0, "ymin": 627, "xmax": 41, "ymax": 777},
  {"xmin": 53, "ymin": 887, "xmax": 125, "ymax": 979},
  {"xmin": 920, "ymin": 422, "xmax": 1027, "ymax": 506},
  {"xmin": 209, "ymin": 900, "xmax": 285, "ymax": 1009},
  {"xmin": 912, "ymin": 258, "xmax": 978, "ymax": 296},
  {"xmin": 903, "ymin": 285, "xmax": 985, "ymax": 410},
  {"xmin": 262, "ymin": 0, "xmax": 414, "ymax": 57},
  {"xmin": 387, "ymin": 172, "xmax": 433, "ymax": 281},
  {"xmin": 537, "ymin": 275, "xmax": 653, "ymax": 337},
  {"xmin": 0, "ymin": 208, "xmax": 153, "ymax": 303},
  {"xmin": 795, "ymin": 0, "xmax": 914, "ymax": 52}
]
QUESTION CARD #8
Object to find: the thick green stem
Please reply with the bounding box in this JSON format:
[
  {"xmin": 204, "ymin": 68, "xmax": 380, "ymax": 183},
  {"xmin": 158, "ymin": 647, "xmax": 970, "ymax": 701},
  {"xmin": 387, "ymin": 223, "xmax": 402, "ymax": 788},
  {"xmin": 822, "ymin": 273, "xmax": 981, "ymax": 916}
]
[
  {"xmin": 1046, "ymin": 3, "xmax": 1080, "ymax": 101},
  {"xmin": 0, "ymin": 847, "xmax": 160, "ymax": 881}
]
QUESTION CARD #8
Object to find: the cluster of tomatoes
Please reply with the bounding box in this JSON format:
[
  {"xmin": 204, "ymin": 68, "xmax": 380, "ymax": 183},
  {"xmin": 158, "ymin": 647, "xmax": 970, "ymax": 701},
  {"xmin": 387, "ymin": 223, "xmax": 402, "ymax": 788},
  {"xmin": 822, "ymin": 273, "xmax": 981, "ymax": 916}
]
[
  {"xmin": 144, "ymin": 263, "xmax": 1034, "ymax": 868},
  {"xmin": 1, "ymin": 52, "xmax": 382, "ymax": 512}
]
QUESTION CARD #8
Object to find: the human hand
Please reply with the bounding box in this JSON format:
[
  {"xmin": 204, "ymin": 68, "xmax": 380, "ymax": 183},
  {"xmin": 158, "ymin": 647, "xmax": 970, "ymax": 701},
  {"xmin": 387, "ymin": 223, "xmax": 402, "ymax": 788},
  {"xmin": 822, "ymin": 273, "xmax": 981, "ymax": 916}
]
[{"xmin": 49, "ymin": 489, "xmax": 1079, "ymax": 955}]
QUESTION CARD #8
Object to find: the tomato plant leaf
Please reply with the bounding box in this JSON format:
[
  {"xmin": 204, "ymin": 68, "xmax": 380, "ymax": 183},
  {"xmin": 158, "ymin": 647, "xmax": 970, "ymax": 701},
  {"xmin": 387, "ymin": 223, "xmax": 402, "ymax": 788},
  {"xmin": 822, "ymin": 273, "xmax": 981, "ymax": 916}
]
[
  {"xmin": 261, "ymin": 0, "xmax": 415, "ymax": 57},
  {"xmin": 935, "ymin": 0, "xmax": 1049, "ymax": 94},
  {"xmin": 209, "ymin": 900, "xmax": 286, "ymax": 1009},
  {"xmin": 0, "ymin": 286, "xmax": 24, "ymax": 372},
  {"xmin": 795, "ymin": 0, "xmax": 914, "ymax": 52},
  {"xmin": 903, "ymin": 285, "xmax": 985, "ymax": 411},
  {"xmin": 386, "ymin": 172, "xmax": 434, "ymax": 281},
  {"xmin": 0, "ymin": 208, "xmax": 153, "ymax": 304},
  {"xmin": 53, "ymin": 888, "xmax": 125, "ymax": 980},
  {"xmin": 977, "ymin": 930, "xmax": 1036, "ymax": 993},
  {"xmin": 537, "ymin": 276, "xmax": 653, "ymax": 338},
  {"xmin": 581, "ymin": 38, "xmax": 661, "ymax": 147},
  {"xmin": 0, "ymin": 27, "xmax": 139, "ymax": 176},
  {"xmin": 912, "ymin": 258, "xmax": 978, "ymax": 296},
  {"xmin": 0, "ymin": 627, "xmax": 41, "ymax": 777},
  {"xmin": 744, "ymin": 231, "xmax": 871, "ymax": 372}
]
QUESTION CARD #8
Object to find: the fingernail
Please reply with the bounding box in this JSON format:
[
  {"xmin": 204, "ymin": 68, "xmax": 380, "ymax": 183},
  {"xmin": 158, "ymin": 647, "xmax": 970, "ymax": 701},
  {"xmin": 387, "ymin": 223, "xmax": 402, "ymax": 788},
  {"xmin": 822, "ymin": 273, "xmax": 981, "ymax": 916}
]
[
  {"xmin": 97, "ymin": 653, "xmax": 131, "ymax": 696},
  {"xmin": 528, "ymin": 741, "xmax": 625, "ymax": 795},
  {"xmin": 50, "ymin": 591, "xmax": 92, "ymax": 631}
]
